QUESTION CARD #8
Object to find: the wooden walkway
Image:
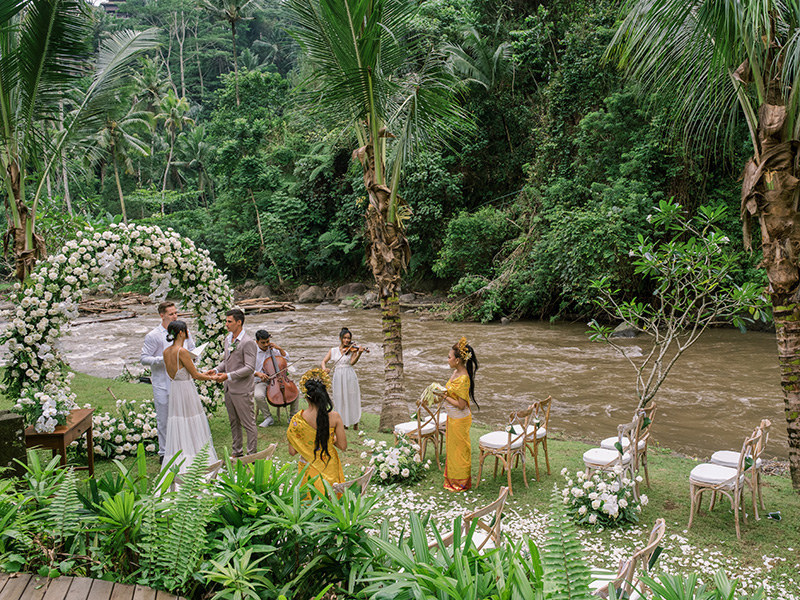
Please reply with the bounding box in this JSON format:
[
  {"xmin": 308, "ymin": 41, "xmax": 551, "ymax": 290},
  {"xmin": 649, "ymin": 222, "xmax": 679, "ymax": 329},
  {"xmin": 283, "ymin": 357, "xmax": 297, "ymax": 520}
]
[{"xmin": 0, "ymin": 573, "xmax": 185, "ymax": 600}]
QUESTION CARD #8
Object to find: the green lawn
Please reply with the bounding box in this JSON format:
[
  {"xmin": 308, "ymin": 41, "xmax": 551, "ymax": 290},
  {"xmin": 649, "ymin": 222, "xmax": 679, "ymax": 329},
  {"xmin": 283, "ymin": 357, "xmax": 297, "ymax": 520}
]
[{"xmin": 3, "ymin": 370, "xmax": 799, "ymax": 596}]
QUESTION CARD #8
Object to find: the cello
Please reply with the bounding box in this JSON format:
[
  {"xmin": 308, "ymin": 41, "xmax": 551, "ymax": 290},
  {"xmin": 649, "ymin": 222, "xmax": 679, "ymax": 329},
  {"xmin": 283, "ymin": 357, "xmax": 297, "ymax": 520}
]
[{"xmin": 264, "ymin": 350, "xmax": 300, "ymax": 408}]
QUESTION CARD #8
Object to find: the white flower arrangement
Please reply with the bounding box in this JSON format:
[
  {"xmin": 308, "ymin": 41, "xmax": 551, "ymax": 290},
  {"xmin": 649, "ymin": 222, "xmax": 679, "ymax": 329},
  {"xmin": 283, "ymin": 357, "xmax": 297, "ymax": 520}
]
[
  {"xmin": 1, "ymin": 223, "xmax": 234, "ymax": 432},
  {"xmin": 71, "ymin": 399, "xmax": 159, "ymax": 459},
  {"xmin": 560, "ymin": 468, "xmax": 643, "ymax": 528},
  {"xmin": 363, "ymin": 434, "xmax": 430, "ymax": 485}
]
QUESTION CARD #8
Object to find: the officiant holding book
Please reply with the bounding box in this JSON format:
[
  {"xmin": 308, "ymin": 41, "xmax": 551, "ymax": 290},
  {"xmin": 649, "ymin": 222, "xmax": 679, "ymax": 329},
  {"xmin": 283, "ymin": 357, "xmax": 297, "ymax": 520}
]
[{"xmin": 140, "ymin": 301, "xmax": 195, "ymax": 461}]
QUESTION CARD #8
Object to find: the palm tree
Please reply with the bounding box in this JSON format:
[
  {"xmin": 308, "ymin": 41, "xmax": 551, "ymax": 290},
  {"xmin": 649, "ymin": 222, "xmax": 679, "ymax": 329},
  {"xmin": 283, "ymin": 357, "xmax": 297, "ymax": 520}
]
[
  {"xmin": 284, "ymin": 0, "xmax": 472, "ymax": 430},
  {"xmin": 197, "ymin": 0, "xmax": 264, "ymax": 106},
  {"xmin": 156, "ymin": 90, "xmax": 194, "ymax": 212},
  {"xmin": 0, "ymin": 0, "xmax": 157, "ymax": 281},
  {"xmin": 95, "ymin": 107, "xmax": 154, "ymax": 224},
  {"xmin": 609, "ymin": 0, "xmax": 800, "ymax": 490},
  {"xmin": 174, "ymin": 124, "xmax": 215, "ymax": 204}
]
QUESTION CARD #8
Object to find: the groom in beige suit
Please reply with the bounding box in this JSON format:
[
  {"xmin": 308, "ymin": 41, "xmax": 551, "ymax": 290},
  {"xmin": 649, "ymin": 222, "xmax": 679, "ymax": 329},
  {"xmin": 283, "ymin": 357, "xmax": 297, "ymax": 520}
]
[{"xmin": 206, "ymin": 308, "xmax": 258, "ymax": 456}]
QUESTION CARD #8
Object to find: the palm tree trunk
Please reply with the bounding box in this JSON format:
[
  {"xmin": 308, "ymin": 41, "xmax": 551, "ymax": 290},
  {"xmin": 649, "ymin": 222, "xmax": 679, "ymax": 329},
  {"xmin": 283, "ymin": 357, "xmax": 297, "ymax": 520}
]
[
  {"xmin": 161, "ymin": 132, "xmax": 175, "ymax": 214},
  {"xmin": 231, "ymin": 21, "xmax": 240, "ymax": 106},
  {"xmin": 112, "ymin": 153, "xmax": 128, "ymax": 225},
  {"xmin": 742, "ymin": 100, "xmax": 800, "ymax": 489},
  {"xmin": 354, "ymin": 141, "xmax": 411, "ymax": 431}
]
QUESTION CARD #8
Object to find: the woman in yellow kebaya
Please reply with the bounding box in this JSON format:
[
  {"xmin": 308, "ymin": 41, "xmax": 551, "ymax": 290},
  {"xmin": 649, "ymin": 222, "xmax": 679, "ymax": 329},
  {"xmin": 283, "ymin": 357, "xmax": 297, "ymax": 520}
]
[
  {"xmin": 287, "ymin": 368, "xmax": 346, "ymax": 495},
  {"xmin": 438, "ymin": 337, "xmax": 479, "ymax": 492}
]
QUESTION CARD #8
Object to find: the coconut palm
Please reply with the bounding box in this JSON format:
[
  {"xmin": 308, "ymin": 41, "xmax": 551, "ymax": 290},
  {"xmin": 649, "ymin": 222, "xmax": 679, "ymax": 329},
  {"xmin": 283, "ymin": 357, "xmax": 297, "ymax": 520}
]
[
  {"xmin": 0, "ymin": 0, "xmax": 157, "ymax": 281},
  {"xmin": 284, "ymin": 0, "xmax": 472, "ymax": 430},
  {"xmin": 155, "ymin": 90, "xmax": 194, "ymax": 211},
  {"xmin": 95, "ymin": 107, "xmax": 154, "ymax": 224},
  {"xmin": 174, "ymin": 124, "xmax": 215, "ymax": 204},
  {"xmin": 197, "ymin": 0, "xmax": 265, "ymax": 106},
  {"xmin": 609, "ymin": 0, "xmax": 800, "ymax": 490}
]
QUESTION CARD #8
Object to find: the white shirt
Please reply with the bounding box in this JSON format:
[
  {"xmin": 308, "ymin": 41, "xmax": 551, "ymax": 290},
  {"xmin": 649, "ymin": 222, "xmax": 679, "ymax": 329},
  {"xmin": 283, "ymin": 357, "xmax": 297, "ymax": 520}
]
[
  {"xmin": 254, "ymin": 346, "xmax": 290, "ymax": 380},
  {"xmin": 226, "ymin": 328, "xmax": 246, "ymax": 348},
  {"xmin": 141, "ymin": 323, "xmax": 195, "ymax": 390}
]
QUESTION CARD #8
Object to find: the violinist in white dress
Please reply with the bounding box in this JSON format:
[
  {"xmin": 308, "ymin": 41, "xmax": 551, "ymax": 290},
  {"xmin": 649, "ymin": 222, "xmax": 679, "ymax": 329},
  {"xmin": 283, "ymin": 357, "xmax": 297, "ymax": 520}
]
[{"xmin": 162, "ymin": 320, "xmax": 218, "ymax": 472}]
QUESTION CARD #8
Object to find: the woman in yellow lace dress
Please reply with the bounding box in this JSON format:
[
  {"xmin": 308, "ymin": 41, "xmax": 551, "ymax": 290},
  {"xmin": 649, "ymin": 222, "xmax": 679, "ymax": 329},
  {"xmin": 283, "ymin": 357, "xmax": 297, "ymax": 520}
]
[
  {"xmin": 439, "ymin": 337, "xmax": 479, "ymax": 492},
  {"xmin": 287, "ymin": 369, "xmax": 346, "ymax": 495}
]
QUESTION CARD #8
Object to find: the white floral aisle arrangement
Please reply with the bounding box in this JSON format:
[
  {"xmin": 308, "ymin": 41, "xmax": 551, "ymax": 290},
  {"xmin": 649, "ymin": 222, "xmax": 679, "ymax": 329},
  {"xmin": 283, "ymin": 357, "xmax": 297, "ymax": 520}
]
[
  {"xmin": 0, "ymin": 223, "xmax": 233, "ymax": 433},
  {"xmin": 361, "ymin": 434, "xmax": 431, "ymax": 485},
  {"xmin": 70, "ymin": 399, "xmax": 159, "ymax": 459},
  {"xmin": 560, "ymin": 467, "xmax": 648, "ymax": 528}
]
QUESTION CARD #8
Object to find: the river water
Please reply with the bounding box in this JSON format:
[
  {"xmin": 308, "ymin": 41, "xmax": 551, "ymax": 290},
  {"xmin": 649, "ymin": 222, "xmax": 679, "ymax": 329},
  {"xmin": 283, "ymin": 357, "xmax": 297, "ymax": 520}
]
[{"xmin": 56, "ymin": 304, "xmax": 787, "ymax": 459}]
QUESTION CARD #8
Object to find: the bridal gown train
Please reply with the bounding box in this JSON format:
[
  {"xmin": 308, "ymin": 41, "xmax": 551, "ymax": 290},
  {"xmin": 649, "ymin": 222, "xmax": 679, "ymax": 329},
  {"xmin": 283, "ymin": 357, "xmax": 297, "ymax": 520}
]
[{"xmin": 164, "ymin": 363, "xmax": 218, "ymax": 472}]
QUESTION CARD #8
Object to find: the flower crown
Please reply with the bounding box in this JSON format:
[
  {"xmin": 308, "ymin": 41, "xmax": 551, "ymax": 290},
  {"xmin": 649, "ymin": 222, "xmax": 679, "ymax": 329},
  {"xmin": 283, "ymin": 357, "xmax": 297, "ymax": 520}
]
[
  {"xmin": 457, "ymin": 336, "xmax": 472, "ymax": 362},
  {"xmin": 299, "ymin": 368, "xmax": 332, "ymax": 396}
]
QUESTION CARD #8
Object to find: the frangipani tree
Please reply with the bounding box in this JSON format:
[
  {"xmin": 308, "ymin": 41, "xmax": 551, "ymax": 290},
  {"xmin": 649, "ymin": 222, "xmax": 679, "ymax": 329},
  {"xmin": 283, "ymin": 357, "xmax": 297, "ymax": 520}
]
[
  {"xmin": 284, "ymin": 0, "xmax": 472, "ymax": 429},
  {"xmin": 589, "ymin": 201, "xmax": 766, "ymax": 412},
  {"xmin": 0, "ymin": 0, "xmax": 157, "ymax": 282},
  {"xmin": 609, "ymin": 0, "xmax": 800, "ymax": 490}
]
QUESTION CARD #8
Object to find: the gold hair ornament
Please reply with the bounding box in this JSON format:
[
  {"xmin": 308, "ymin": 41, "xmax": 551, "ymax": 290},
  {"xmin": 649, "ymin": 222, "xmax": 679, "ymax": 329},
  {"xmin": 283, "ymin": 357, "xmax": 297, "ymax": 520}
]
[
  {"xmin": 457, "ymin": 336, "xmax": 472, "ymax": 362},
  {"xmin": 299, "ymin": 368, "xmax": 332, "ymax": 396}
]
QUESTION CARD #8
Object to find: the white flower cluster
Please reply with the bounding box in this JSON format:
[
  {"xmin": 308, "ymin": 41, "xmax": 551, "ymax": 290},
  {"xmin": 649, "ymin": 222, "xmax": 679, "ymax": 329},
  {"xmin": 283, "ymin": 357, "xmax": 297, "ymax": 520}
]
[
  {"xmin": 71, "ymin": 399, "xmax": 159, "ymax": 460},
  {"xmin": 560, "ymin": 467, "xmax": 645, "ymax": 528},
  {"xmin": 1, "ymin": 223, "xmax": 234, "ymax": 432},
  {"xmin": 362, "ymin": 434, "xmax": 431, "ymax": 485}
]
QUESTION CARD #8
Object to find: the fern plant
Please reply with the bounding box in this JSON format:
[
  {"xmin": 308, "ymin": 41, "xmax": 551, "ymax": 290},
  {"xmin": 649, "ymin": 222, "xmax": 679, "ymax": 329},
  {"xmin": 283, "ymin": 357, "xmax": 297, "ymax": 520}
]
[
  {"xmin": 140, "ymin": 444, "xmax": 215, "ymax": 595},
  {"xmin": 542, "ymin": 487, "xmax": 594, "ymax": 600},
  {"xmin": 45, "ymin": 468, "xmax": 86, "ymax": 563}
]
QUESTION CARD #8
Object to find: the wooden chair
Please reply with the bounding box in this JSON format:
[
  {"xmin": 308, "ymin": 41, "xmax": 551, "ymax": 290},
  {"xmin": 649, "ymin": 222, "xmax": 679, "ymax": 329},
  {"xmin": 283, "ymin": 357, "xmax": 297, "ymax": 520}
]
[
  {"xmin": 710, "ymin": 419, "xmax": 771, "ymax": 520},
  {"xmin": 600, "ymin": 403, "xmax": 657, "ymax": 487},
  {"xmin": 393, "ymin": 395, "xmax": 442, "ymax": 468},
  {"xmin": 584, "ymin": 411, "xmax": 643, "ymax": 499},
  {"xmin": 429, "ymin": 487, "xmax": 509, "ymax": 552},
  {"xmin": 236, "ymin": 442, "xmax": 277, "ymax": 465},
  {"xmin": 688, "ymin": 428, "xmax": 760, "ymax": 539},
  {"xmin": 517, "ymin": 396, "xmax": 552, "ymax": 481},
  {"xmin": 476, "ymin": 404, "xmax": 537, "ymax": 495},
  {"xmin": 591, "ymin": 518, "xmax": 666, "ymax": 599},
  {"xmin": 172, "ymin": 458, "xmax": 224, "ymax": 490},
  {"xmin": 333, "ymin": 466, "xmax": 376, "ymax": 496}
]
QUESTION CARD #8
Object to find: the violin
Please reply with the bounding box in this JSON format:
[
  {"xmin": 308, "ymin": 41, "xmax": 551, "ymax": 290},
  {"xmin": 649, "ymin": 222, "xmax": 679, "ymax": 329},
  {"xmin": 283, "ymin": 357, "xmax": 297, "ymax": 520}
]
[
  {"xmin": 343, "ymin": 343, "xmax": 370, "ymax": 354},
  {"xmin": 264, "ymin": 349, "xmax": 299, "ymax": 407}
]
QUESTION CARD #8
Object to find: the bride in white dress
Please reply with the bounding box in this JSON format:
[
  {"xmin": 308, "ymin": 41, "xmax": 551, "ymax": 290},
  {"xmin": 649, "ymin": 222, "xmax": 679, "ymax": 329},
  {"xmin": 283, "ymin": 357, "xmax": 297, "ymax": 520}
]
[{"xmin": 163, "ymin": 320, "xmax": 218, "ymax": 471}]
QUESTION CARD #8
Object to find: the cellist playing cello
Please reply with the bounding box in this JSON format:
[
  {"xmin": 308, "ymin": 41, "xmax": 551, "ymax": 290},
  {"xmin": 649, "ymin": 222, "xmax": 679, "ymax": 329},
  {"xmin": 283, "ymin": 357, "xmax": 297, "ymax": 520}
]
[{"xmin": 253, "ymin": 330, "xmax": 297, "ymax": 426}]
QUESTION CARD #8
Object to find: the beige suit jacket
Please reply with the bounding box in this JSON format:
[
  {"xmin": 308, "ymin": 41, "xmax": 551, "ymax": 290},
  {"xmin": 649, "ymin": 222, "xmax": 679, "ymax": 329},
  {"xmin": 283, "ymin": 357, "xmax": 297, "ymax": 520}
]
[{"xmin": 216, "ymin": 331, "xmax": 257, "ymax": 397}]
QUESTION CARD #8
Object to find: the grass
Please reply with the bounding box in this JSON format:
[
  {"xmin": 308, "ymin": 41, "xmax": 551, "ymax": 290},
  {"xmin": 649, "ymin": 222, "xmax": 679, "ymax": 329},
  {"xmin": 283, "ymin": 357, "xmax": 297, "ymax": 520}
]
[{"xmin": 3, "ymin": 371, "xmax": 799, "ymax": 597}]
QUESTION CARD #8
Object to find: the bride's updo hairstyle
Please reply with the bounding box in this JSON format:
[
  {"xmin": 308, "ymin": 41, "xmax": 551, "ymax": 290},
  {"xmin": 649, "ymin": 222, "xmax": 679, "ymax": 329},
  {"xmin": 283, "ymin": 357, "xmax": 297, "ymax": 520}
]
[
  {"xmin": 305, "ymin": 379, "xmax": 335, "ymax": 462},
  {"xmin": 166, "ymin": 320, "xmax": 188, "ymax": 343}
]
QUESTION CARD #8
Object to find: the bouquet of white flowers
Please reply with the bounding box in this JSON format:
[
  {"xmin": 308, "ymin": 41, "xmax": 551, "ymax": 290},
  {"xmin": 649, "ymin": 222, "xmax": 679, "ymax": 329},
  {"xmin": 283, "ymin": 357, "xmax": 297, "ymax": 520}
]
[
  {"xmin": 560, "ymin": 467, "xmax": 647, "ymax": 528},
  {"xmin": 361, "ymin": 434, "xmax": 431, "ymax": 485}
]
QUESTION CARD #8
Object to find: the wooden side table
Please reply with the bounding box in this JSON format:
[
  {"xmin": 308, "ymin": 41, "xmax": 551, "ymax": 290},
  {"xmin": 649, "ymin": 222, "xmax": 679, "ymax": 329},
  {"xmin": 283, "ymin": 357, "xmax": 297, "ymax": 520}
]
[{"xmin": 24, "ymin": 408, "xmax": 95, "ymax": 476}]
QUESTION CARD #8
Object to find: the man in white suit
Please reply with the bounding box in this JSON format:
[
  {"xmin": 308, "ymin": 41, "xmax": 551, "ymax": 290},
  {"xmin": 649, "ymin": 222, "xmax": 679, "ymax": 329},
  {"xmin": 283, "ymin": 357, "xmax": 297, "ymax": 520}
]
[{"xmin": 140, "ymin": 301, "xmax": 194, "ymax": 461}]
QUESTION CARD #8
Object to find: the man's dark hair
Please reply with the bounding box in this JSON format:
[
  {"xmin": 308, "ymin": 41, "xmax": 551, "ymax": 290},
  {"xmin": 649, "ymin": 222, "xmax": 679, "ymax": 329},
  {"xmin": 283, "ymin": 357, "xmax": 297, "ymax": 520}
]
[
  {"xmin": 255, "ymin": 330, "xmax": 271, "ymax": 341},
  {"xmin": 226, "ymin": 308, "xmax": 245, "ymax": 324},
  {"xmin": 157, "ymin": 301, "xmax": 175, "ymax": 315}
]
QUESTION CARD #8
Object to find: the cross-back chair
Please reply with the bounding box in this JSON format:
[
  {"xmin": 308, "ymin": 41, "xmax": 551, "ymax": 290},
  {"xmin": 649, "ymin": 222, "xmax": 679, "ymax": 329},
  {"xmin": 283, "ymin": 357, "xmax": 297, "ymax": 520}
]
[
  {"xmin": 601, "ymin": 403, "xmax": 656, "ymax": 487},
  {"xmin": 518, "ymin": 396, "xmax": 552, "ymax": 481},
  {"xmin": 476, "ymin": 404, "xmax": 537, "ymax": 495},
  {"xmin": 237, "ymin": 442, "xmax": 277, "ymax": 465},
  {"xmin": 710, "ymin": 418, "xmax": 771, "ymax": 520},
  {"xmin": 584, "ymin": 410, "xmax": 644, "ymax": 499},
  {"xmin": 333, "ymin": 466, "xmax": 376, "ymax": 496},
  {"xmin": 688, "ymin": 428, "xmax": 761, "ymax": 539},
  {"xmin": 592, "ymin": 518, "xmax": 666, "ymax": 599},
  {"xmin": 429, "ymin": 486, "xmax": 509, "ymax": 553},
  {"xmin": 393, "ymin": 394, "xmax": 443, "ymax": 468}
]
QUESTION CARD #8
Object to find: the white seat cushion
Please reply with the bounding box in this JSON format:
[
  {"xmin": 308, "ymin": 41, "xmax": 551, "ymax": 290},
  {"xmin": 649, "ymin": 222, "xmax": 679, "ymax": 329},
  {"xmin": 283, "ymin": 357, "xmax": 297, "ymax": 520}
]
[
  {"xmin": 689, "ymin": 463, "xmax": 744, "ymax": 487},
  {"xmin": 600, "ymin": 436, "xmax": 646, "ymax": 452},
  {"xmin": 583, "ymin": 447, "xmax": 631, "ymax": 467},
  {"xmin": 511, "ymin": 424, "xmax": 547, "ymax": 439},
  {"xmin": 394, "ymin": 420, "xmax": 436, "ymax": 436},
  {"xmin": 710, "ymin": 451, "xmax": 762, "ymax": 470},
  {"xmin": 436, "ymin": 413, "xmax": 448, "ymax": 427},
  {"xmin": 479, "ymin": 431, "xmax": 524, "ymax": 450}
]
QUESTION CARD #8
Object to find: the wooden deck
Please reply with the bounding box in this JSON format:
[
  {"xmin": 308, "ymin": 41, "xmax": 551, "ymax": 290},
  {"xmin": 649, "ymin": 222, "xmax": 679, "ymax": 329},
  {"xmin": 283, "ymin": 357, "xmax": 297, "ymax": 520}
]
[{"xmin": 0, "ymin": 573, "xmax": 185, "ymax": 600}]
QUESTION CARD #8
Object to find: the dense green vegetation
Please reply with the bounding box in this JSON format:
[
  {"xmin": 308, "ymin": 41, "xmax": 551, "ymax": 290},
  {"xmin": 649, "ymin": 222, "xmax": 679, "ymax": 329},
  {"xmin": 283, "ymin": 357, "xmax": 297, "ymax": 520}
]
[{"xmin": 15, "ymin": 0, "xmax": 762, "ymax": 320}]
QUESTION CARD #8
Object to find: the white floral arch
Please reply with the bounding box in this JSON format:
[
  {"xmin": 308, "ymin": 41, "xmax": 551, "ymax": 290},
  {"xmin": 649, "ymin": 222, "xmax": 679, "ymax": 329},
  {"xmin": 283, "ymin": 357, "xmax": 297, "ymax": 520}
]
[{"xmin": 2, "ymin": 223, "xmax": 233, "ymax": 433}]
